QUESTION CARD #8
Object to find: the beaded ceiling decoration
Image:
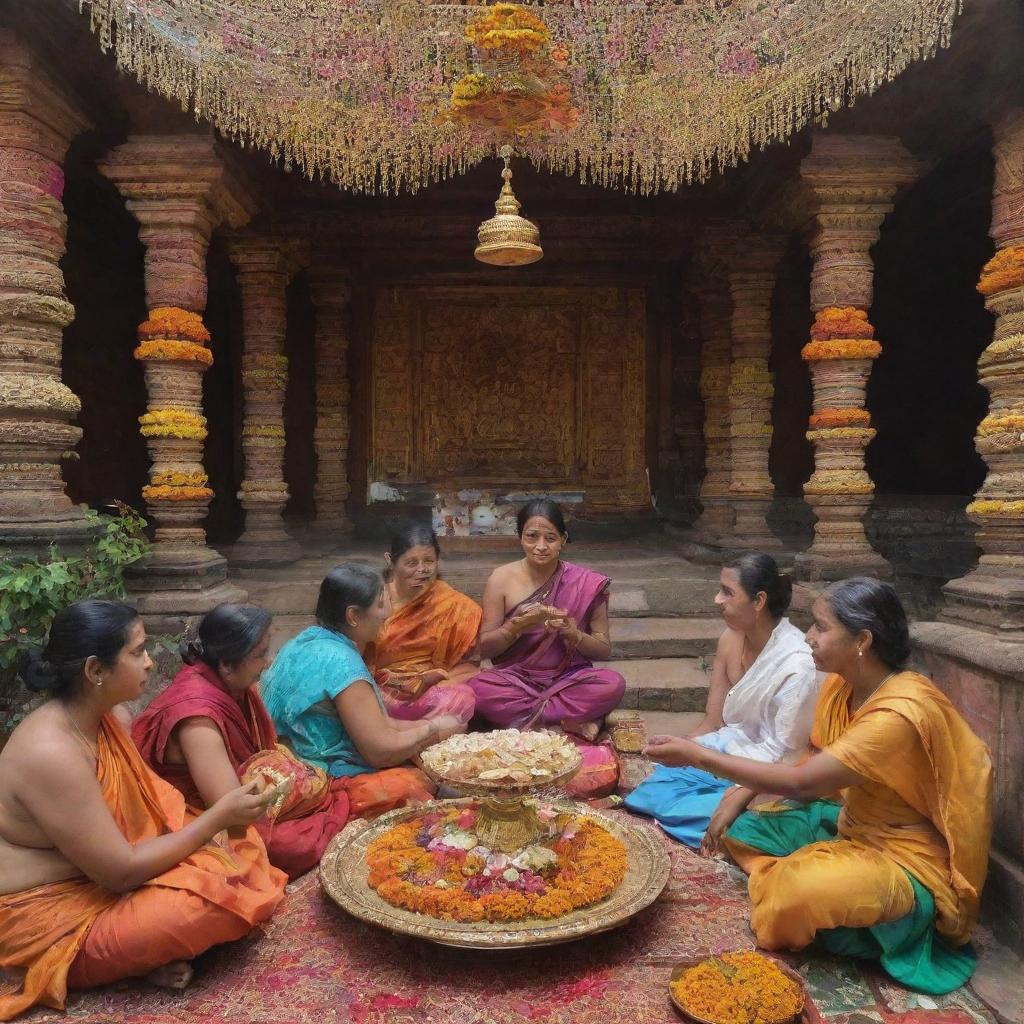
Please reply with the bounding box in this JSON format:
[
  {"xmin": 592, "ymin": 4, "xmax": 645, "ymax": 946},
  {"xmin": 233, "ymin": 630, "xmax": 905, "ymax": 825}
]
[{"xmin": 80, "ymin": 0, "xmax": 962, "ymax": 195}]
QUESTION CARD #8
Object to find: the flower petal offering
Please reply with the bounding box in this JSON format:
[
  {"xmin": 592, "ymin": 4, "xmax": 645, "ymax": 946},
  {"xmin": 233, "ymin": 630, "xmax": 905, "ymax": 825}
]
[
  {"xmin": 421, "ymin": 728, "xmax": 579, "ymax": 787},
  {"xmin": 669, "ymin": 951, "xmax": 805, "ymax": 1024}
]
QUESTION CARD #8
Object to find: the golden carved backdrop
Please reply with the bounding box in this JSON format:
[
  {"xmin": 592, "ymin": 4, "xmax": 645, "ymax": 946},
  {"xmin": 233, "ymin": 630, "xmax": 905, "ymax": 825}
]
[{"xmin": 370, "ymin": 286, "xmax": 648, "ymax": 513}]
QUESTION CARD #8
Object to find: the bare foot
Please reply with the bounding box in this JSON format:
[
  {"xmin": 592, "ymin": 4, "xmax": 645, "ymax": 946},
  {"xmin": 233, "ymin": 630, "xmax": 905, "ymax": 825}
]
[
  {"xmin": 146, "ymin": 960, "xmax": 194, "ymax": 991},
  {"xmin": 561, "ymin": 719, "xmax": 600, "ymax": 742}
]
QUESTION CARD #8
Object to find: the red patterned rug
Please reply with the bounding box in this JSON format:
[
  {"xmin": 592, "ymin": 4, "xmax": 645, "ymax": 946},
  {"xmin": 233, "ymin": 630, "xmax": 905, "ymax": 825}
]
[{"xmin": 26, "ymin": 819, "xmax": 998, "ymax": 1024}]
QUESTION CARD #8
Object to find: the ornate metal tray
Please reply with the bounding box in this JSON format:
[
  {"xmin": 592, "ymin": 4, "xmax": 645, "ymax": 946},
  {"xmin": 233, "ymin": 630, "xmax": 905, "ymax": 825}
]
[{"xmin": 320, "ymin": 798, "xmax": 671, "ymax": 950}]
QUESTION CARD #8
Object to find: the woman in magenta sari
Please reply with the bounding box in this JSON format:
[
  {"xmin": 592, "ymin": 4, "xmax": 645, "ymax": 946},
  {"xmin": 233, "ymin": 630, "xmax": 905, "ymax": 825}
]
[{"xmin": 469, "ymin": 500, "xmax": 625, "ymax": 740}]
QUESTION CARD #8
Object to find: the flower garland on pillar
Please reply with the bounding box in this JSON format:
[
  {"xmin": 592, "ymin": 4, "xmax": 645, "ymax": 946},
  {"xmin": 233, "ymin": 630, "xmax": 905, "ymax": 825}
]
[
  {"xmin": 800, "ymin": 307, "xmax": 881, "ymax": 561},
  {"xmin": 133, "ymin": 307, "xmax": 215, "ymax": 547}
]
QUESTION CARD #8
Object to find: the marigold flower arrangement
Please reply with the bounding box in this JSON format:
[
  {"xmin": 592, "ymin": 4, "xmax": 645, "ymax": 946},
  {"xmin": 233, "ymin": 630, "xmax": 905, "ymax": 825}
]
[
  {"xmin": 801, "ymin": 339, "xmax": 882, "ymax": 362},
  {"xmin": 134, "ymin": 340, "xmax": 214, "ymax": 366},
  {"xmin": 670, "ymin": 951, "xmax": 804, "ymax": 1024},
  {"xmin": 977, "ymin": 246, "xmax": 1024, "ymax": 297},
  {"xmin": 810, "ymin": 307, "xmax": 874, "ymax": 340},
  {"xmin": 464, "ymin": 4, "xmax": 550, "ymax": 56},
  {"xmin": 809, "ymin": 409, "xmax": 870, "ymax": 429},
  {"xmin": 366, "ymin": 804, "xmax": 627, "ymax": 924},
  {"xmin": 138, "ymin": 306, "xmax": 211, "ymax": 344},
  {"xmin": 967, "ymin": 499, "xmax": 1024, "ymax": 517},
  {"xmin": 139, "ymin": 409, "xmax": 207, "ymax": 440},
  {"xmin": 141, "ymin": 484, "xmax": 214, "ymax": 502},
  {"xmin": 978, "ymin": 414, "xmax": 1024, "ymax": 437}
]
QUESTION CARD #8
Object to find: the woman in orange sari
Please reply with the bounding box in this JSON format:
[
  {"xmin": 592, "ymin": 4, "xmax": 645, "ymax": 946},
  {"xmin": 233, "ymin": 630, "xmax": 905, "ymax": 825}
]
[
  {"xmin": 644, "ymin": 578, "xmax": 992, "ymax": 994},
  {"xmin": 364, "ymin": 523, "xmax": 479, "ymax": 724},
  {"xmin": 134, "ymin": 603, "xmax": 421, "ymax": 880},
  {"xmin": 0, "ymin": 600, "xmax": 285, "ymax": 1021}
]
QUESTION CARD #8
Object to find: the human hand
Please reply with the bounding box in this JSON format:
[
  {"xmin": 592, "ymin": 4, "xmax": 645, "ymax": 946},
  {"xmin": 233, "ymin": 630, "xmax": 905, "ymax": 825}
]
[
  {"xmin": 643, "ymin": 735, "xmax": 702, "ymax": 768},
  {"xmin": 434, "ymin": 715, "xmax": 465, "ymax": 742},
  {"xmin": 699, "ymin": 800, "xmax": 741, "ymax": 859},
  {"xmin": 510, "ymin": 603, "xmax": 556, "ymax": 631},
  {"xmin": 419, "ymin": 668, "xmax": 450, "ymax": 688},
  {"xmin": 212, "ymin": 779, "xmax": 274, "ymax": 830}
]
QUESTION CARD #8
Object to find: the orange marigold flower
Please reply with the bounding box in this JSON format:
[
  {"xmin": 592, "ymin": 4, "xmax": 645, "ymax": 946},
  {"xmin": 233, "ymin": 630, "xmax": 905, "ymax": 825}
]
[
  {"xmin": 810, "ymin": 307, "xmax": 874, "ymax": 340},
  {"xmin": 977, "ymin": 245, "xmax": 1024, "ymax": 297},
  {"xmin": 801, "ymin": 339, "xmax": 882, "ymax": 361},
  {"xmin": 138, "ymin": 306, "xmax": 211, "ymax": 344},
  {"xmin": 808, "ymin": 408, "xmax": 870, "ymax": 429}
]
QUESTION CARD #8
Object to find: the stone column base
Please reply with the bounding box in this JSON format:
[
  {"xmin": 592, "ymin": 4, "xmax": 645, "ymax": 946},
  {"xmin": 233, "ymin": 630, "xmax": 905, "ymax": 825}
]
[
  {"xmin": 229, "ymin": 521, "xmax": 303, "ymax": 568},
  {"xmin": 941, "ymin": 569, "xmax": 1024, "ymax": 639},
  {"xmin": 0, "ymin": 514, "xmax": 100, "ymax": 559},
  {"xmin": 126, "ymin": 553, "xmax": 247, "ymax": 635},
  {"xmin": 793, "ymin": 547, "xmax": 892, "ymax": 582},
  {"xmin": 729, "ymin": 498, "xmax": 783, "ymax": 549}
]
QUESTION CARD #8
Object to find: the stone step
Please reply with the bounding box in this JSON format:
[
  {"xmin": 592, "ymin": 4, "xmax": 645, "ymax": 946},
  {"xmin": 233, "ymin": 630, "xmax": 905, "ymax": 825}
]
[
  {"xmin": 612, "ymin": 657, "xmax": 711, "ymax": 712},
  {"xmin": 610, "ymin": 617, "xmax": 721, "ymax": 659}
]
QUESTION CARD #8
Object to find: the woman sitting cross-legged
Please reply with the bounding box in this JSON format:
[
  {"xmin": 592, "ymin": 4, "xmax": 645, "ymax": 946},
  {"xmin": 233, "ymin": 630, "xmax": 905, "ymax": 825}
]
[
  {"xmin": 260, "ymin": 564, "xmax": 462, "ymax": 801},
  {"xmin": 0, "ymin": 601, "xmax": 285, "ymax": 1021},
  {"xmin": 646, "ymin": 577, "xmax": 992, "ymax": 995},
  {"xmin": 364, "ymin": 522, "xmax": 479, "ymax": 724},
  {"xmin": 132, "ymin": 603, "xmax": 355, "ymax": 880},
  {"xmin": 468, "ymin": 499, "xmax": 626, "ymax": 740},
  {"xmin": 625, "ymin": 553, "xmax": 820, "ymax": 851}
]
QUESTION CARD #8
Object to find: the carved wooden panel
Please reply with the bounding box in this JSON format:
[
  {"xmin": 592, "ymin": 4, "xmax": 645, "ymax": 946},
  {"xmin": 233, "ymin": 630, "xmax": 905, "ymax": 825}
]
[{"xmin": 370, "ymin": 286, "xmax": 649, "ymax": 511}]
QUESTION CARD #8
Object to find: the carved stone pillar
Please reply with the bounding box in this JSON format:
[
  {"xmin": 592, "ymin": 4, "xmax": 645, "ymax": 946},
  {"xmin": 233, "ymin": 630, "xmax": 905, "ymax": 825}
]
[
  {"xmin": 944, "ymin": 111, "xmax": 1024, "ymax": 637},
  {"xmin": 691, "ymin": 281, "xmax": 735, "ymax": 540},
  {"xmin": 0, "ymin": 33, "xmax": 93, "ymax": 554},
  {"xmin": 307, "ymin": 267, "xmax": 353, "ymax": 534},
  {"xmin": 100, "ymin": 135, "xmax": 254, "ymax": 623},
  {"xmin": 795, "ymin": 135, "xmax": 918, "ymax": 580},
  {"xmin": 228, "ymin": 236, "xmax": 305, "ymax": 567},
  {"xmin": 727, "ymin": 237, "xmax": 784, "ymax": 549}
]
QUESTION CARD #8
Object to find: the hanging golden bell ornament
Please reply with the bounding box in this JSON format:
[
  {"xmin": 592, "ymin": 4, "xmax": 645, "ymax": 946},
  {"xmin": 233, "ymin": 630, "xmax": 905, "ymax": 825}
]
[{"xmin": 474, "ymin": 145, "xmax": 543, "ymax": 266}]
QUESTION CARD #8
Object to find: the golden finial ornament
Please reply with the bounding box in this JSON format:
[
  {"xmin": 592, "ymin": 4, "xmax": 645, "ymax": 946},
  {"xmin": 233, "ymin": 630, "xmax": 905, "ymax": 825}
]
[{"xmin": 474, "ymin": 145, "xmax": 543, "ymax": 266}]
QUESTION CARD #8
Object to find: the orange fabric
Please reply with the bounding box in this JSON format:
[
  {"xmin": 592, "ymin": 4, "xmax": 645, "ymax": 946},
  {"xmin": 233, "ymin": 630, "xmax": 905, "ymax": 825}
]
[
  {"xmin": 366, "ymin": 580, "xmax": 481, "ymax": 698},
  {"xmin": 344, "ymin": 766, "xmax": 436, "ymax": 820},
  {"xmin": 813, "ymin": 672, "xmax": 992, "ymax": 944},
  {"xmin": 0, "ymin": 716, "xmax": 286, "ymax": 1020}
]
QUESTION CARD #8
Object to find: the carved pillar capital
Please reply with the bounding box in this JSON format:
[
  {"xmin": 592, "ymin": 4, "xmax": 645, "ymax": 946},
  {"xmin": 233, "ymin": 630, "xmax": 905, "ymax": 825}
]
[
  {"xmin": 0, "ymin": 32, "xmax": 94, "ymax": 551},
  {"xmin": 800, "ymin": 134, "xmax": 920, "ymax": 311}
]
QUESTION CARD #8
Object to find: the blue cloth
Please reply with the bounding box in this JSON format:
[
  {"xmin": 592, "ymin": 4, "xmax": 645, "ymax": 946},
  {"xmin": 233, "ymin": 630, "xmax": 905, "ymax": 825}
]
[
  {"xmin": 260, "ymin": 625, "xmax": 385, "ymax": 777},
  {"xmin": 624, "ymin": 763, "xmax": 736, "ymax": 847}
]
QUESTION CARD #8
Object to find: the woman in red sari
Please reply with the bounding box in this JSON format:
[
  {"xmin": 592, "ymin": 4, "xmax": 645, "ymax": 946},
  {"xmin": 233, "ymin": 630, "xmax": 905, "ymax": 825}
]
[
  {"xmin": 133, "ymin": 604, "xmax": 429, "ymax": 880},
  {"xmin": 364, "ymin": 523, "xmax": 479, "ymax": 724}
]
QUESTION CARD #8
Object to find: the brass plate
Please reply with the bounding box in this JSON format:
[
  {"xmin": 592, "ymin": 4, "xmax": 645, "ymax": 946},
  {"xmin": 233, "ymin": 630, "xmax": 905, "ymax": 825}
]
[
  {"xmin": 420, "ymin": 745, "xmax": 583, "ymax": 799},
  {"xmin": 668, "ymin": 955, "xmax": 807, "ymax": 1024},
  {"xmin": 320, "ymin": 798, "xmax": 670, "ymax": 950}
]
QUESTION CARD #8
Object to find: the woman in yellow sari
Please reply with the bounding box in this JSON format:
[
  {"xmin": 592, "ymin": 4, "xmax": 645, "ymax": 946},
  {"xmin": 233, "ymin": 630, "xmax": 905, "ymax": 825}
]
[
  {"xmin": 644, "ymin": 577, "xmax": 992, "ymax": 994},
  {"xmin": 0, "ymin": 600, "xmax": 285, "ymax": 1021},
  {"xmin": 364, "ymin": 523, "xmax": 479, "ymax": 724}
]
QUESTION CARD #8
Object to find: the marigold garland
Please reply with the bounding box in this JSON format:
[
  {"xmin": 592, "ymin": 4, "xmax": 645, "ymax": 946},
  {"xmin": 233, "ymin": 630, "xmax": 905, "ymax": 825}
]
[
  {"xmin": 801, "ymin": 340, "xmax": 882, "ymax": 362},
  {"xmin": 151, "ymin": 470, "xmax": 208, "ymax": 487},
  {"xmin": 464, "ymin": 4, "xmax": 550, "ymax": 56},
  {"xmin": 139, "ymin": 409, "xmax": 208, "ymax": 440},
  {"xmin": 977, "ymin": 246, "xmax": 1024, "ymax": 297},
  {"xmin": 810, "ymin": 307, "xmax": 874, "ymax": 340},
  {"xmin": 967, "ymin": 499, "xmax": 1024, "ymax": 517},
  {"xmin": 141, "ymin": 484, "xmax": 214, "ymax": 501},
  {"xmin": 978, "ymin": 414, "xmax": 1024, "ymax": 437},
  {"xmin": 134, "ymin": 340, "xmax": 214, "ymax": 366},
  {"xmin": 138, "ymin": 306, "xmax": 211, "ymax": 344},
  {"xmin": 805, "ymin": 469, "xmax": 874, "ymax": 495},
  {"xmin": 805, "ymin": 427, "xmax": 875, "ymax": 443},
  {"xmin": 366, "ymin": 805, "xmax": 627, "ymax": 924},
  {"xmin": 809, "ymin": 408, "xmax": 871, "ymax": 428},
  {"xmin": 243, "ymin": 424, "xmax": 286, "ymax": 439}
]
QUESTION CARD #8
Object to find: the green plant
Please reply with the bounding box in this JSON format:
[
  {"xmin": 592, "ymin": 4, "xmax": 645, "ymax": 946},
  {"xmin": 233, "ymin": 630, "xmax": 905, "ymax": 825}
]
[{"xmin": 0, "ymin": 502, "xmax": 150, "ymax": 680}]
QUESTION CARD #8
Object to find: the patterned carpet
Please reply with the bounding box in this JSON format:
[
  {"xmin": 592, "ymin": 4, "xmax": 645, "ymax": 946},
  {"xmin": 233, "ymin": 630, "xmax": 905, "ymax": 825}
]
[{"xmin": 27, "ymin": 819, "xmax": 998, "ymax": 1024}]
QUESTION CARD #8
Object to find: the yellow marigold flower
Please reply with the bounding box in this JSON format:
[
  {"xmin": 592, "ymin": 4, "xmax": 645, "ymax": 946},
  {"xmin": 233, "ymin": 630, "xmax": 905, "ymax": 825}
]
[
  {"xmin": 134, "ymin": 340, "xmax": 214, "ymax": 366},
  {"xmin": 141, "ymin": 484, "xmax": 214, "ymax": 502}
]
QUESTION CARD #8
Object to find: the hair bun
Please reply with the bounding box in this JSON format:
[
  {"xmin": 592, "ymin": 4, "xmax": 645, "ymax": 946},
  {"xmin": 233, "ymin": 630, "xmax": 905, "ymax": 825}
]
[
  {"xmin": 179, "ymin": 636, "xmax": 205, "ymax": 665},
  {"xmin": 17, "ymin": 648, "xmax": 61, "ymax": 693}
]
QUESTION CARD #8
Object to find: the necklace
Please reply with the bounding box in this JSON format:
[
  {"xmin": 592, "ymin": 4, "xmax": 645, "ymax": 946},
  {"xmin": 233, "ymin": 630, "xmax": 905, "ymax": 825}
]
[
  {"xmin": 65, "ymin": 706, "xmax": 98, "ymax": 757},
  {"xmin": 852, "ymin": 670, "xmax": 897, "ymax": 712}
]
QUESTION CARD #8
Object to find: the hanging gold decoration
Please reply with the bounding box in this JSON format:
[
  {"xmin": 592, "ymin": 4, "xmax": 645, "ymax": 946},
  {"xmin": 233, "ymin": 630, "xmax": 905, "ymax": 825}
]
[
  {"xmin": 79, "ymin": 0, "xmax": 963, "ymax": 196},
  {"xmin": 474, "ymin": 146, "xmax": 543, "ymax": 267}
]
